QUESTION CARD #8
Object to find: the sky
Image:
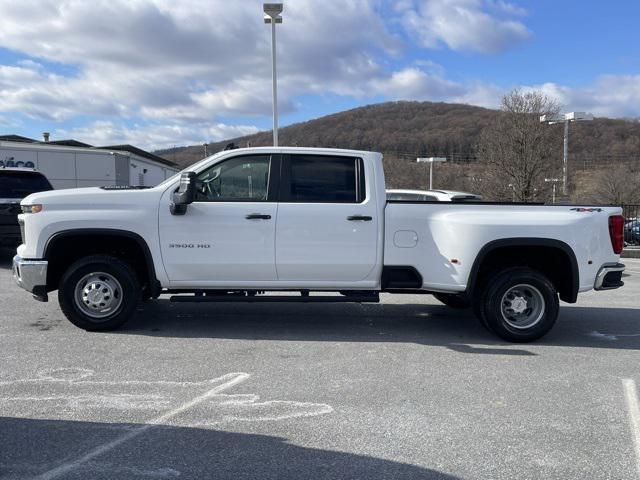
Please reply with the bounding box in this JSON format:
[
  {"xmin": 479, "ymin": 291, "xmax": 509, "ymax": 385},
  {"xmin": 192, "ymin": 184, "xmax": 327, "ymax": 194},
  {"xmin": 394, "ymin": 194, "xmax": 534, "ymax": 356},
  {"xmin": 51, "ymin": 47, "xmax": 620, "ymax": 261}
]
[{"xmin": 0, "ymin": 0, "xmax": 639, "ymax": 150}]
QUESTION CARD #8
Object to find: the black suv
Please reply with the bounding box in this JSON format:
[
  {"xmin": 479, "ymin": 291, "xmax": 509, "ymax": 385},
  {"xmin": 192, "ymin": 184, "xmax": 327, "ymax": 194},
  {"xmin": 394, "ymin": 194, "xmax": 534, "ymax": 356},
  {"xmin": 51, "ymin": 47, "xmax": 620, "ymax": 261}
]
[{"xmin": 0, "ymin": 169, "xmax": 53, "ymax": 247}]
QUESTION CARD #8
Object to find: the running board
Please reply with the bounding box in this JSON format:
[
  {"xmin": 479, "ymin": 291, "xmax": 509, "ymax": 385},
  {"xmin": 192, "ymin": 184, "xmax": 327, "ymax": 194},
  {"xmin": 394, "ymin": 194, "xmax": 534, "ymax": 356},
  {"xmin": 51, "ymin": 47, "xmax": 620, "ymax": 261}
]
[{"xmin": 169, "ymin": 293, "xmax": 379, "ymax": 303}]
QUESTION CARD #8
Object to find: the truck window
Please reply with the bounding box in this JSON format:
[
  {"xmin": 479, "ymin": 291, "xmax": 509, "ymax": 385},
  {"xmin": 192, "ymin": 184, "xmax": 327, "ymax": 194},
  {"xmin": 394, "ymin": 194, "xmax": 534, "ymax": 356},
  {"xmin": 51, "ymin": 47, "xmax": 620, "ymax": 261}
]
[
  {"xmin": 285, "ymin": 155, "xmax": 364, "ymax": 203},
  {"xmin": 0, "ymin": 172, "xmax": 53, "ymax": 198},
  {"xmin": 194, "ymin": 155, "xmax": 271, "ymax": 202}
]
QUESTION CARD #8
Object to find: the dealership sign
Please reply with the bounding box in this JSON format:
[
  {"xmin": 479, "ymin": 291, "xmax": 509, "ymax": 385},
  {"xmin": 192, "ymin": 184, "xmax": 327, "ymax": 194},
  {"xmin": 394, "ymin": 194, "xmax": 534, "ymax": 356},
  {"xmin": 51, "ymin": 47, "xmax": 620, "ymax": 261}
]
[{"xmin": 0, "ymin": 157, "xmax": 35, "ymax": 168}]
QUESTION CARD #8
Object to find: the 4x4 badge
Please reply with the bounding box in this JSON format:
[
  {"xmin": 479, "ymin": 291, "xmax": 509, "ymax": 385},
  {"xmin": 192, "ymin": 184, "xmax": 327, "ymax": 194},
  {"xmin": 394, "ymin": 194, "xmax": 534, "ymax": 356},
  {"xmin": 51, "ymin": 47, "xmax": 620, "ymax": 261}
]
[{"xmin": 169, "ymin": 243, "xmax": 211, "ymax": 248}]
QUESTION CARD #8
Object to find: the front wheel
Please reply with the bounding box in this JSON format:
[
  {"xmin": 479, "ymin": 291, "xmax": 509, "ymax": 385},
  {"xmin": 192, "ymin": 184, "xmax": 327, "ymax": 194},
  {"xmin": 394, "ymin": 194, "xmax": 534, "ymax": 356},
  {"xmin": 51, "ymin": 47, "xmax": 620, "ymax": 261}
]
[
  {"xmin": 477, "ymin": 268, "xmax": 559, "ymax": 343},
  {"xmin": 58, "ymin": 255, "xmax": 141, "ymax": 331}
]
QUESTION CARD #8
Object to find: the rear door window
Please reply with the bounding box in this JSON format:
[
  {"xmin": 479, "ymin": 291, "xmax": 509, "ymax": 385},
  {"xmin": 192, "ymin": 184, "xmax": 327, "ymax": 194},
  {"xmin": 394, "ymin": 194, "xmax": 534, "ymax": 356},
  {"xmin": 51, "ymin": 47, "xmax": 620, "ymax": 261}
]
[{"xmin": 283, "ymin": 155, "xmax": 364, "ymax": 203}]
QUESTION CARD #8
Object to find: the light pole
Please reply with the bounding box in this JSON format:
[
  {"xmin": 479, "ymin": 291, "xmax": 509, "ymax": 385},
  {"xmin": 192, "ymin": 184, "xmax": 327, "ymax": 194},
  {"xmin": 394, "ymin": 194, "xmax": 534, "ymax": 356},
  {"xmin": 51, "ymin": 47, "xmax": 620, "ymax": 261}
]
[
  {"xmin": 540, "ymin": 111, "xmax": 593, "ymax": 198},
  {"xmin": 203, "ymin": 143, "xmax": 208, "ymax": 158},
  {"xmin": 544, "ymin": 178, "xmax": 561, "ymax": 203},
  {"xmin": 417, "ymin": 157, "xmax": 446, "ymax": 190},
  {"xmin": 263, "ymin": 3, "xmax": 283, "ymax": 147}
]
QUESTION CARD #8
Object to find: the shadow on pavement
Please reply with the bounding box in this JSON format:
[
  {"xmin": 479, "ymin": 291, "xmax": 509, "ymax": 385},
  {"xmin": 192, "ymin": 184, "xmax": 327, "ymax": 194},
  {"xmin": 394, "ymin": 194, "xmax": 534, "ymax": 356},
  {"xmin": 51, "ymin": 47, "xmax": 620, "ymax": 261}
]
[
  {"xmin": 117, "ymin": 299, "xmax": 640, "ymax": 353},
  {"xmin": 0, "ymin": 416, "xmax": 459, "ymax": 479}
]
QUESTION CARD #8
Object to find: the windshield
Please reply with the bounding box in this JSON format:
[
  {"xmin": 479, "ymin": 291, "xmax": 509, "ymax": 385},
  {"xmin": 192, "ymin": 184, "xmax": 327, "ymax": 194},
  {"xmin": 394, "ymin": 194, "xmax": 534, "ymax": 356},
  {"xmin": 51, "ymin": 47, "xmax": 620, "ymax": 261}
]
[{"xmin": 0, "ymin": 172, "xmax": 53, "ymax": 198}]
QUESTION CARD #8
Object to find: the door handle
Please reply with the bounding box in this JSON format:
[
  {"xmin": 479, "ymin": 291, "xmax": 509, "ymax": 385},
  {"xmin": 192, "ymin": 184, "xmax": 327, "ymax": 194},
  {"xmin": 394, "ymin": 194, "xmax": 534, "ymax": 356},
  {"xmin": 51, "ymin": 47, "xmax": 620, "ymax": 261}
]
[
  {"xmin": 347, "ymin": 215, "xmax": 372, "ymax": 221},
  {"xmin": 245, "ymin": 213, "xmax": 272, "ymax": 220}
]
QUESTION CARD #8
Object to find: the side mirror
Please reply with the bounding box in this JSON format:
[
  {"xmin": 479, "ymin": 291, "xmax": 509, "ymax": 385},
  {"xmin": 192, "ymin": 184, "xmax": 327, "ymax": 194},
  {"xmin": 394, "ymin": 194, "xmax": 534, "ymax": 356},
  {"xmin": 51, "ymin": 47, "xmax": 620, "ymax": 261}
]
[{"xmin": 170, "ymin": 171, "xmax": 197, "ymax": 215}]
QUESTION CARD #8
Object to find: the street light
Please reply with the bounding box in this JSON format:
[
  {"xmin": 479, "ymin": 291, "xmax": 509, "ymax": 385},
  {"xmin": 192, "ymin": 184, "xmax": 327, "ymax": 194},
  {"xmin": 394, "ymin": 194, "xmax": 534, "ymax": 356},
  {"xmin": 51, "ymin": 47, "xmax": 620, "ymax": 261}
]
[
  {"xmin": 544, "ymin": 178, "xmax": 561, "ymax": 203},
  {"xmin": 417, "ymin": 157, "xmax": 446, "ymax": 190},
  {"xmin": 540, "ymin": 111, "xmax": 593, "ymax": 198},
  {"xmin": 264, "ymin": 3, "xmax": 283, "ymax": 147}
]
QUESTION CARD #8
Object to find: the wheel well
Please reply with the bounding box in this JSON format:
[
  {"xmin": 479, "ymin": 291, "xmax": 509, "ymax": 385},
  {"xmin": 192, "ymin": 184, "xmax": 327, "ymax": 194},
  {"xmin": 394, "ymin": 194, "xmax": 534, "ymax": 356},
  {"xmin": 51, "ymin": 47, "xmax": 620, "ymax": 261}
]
[
  {"xmin": 469, "ymin": 242, "xmax": 578, "ymax": 303},
  {"xmin": 44, "ymin": 231, "xmax": 157, "ymax": 294}
]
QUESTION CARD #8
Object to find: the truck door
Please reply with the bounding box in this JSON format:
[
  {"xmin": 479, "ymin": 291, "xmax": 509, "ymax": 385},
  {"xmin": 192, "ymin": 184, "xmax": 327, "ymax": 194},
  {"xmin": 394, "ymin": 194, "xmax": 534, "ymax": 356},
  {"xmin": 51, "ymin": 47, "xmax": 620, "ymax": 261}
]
[
  {"xmin": 275, "ymin": 154, "xmax": 378, "ymax": 282},
  {"xmin": 159, "ymin": 154, "xmax": 279, "ymax": 284}
]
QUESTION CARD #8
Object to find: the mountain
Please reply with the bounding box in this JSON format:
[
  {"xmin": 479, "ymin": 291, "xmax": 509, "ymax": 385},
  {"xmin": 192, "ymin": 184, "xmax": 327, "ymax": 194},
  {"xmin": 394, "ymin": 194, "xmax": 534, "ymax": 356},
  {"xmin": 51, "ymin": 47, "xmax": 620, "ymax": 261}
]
[{"xmin": 156, "ymin": 100, "xmax": 640, "ymax": 172}]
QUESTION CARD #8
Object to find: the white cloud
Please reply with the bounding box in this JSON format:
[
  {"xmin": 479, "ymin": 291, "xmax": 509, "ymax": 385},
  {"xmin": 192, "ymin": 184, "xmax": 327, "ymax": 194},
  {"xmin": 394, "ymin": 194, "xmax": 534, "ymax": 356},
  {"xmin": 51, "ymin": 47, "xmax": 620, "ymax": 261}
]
[
  {"xmin": 522, "ymin": 76, "xmax": 640, "ymax": 118},
  {"xmin": 0, "ymin": 63, "xmax": 128, "ymax": 120},
  {"xmin": 57, "ymin": 121, "xmax": 259, "ymax": 151},
  {"xmin": 485, "ymin": 0, "xmax": 528, "ymax": 17},
  {"xmin": 399, "ymin": 0, "xmax": 531, "ymax": 53},
  {"xmin": 0, "ymin": 0, "xmax": 396, "ymax": 125},
  {"xmin": 368, "ymin": 67, "xmax": 466, "ymax": 100}
]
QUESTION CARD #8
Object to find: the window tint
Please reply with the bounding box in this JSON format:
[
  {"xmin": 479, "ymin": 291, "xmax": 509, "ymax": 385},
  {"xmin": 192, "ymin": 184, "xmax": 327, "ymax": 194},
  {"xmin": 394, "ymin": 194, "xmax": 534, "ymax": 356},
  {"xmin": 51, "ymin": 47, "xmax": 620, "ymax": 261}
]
[
  {"xmin": 0, "ymin": 172, "xmax": 52, "ymax": 198},
  {"xmin": 287, "ymin": 155, "xmax": 362, "ymax": 203},
  {"xmin": 195, "ymin": 155, "xmax": 271, "ymax": 202}
]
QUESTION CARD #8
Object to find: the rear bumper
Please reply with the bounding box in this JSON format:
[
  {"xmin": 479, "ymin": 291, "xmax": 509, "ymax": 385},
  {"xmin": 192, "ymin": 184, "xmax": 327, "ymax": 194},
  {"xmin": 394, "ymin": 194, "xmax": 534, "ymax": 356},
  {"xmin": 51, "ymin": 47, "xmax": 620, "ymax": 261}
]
[
  {"xmin": 594, "ymin": 263, "xmax": 625, "ymax": 290},
  {"xmin": 12, "ymin": 255, "xmax": 48, "ymax": 301}
]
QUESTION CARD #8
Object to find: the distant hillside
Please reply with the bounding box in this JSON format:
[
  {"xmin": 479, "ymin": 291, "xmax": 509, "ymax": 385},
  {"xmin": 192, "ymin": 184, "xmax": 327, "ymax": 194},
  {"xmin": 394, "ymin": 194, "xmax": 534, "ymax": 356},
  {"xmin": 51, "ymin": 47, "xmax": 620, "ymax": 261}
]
[
  {"xmin": 156, "ymin": 101, "xmax": 495, "ymax": 167},
  {"xmin": 156, "ymin": 100, "xmax": 640, "ymax": 171}
]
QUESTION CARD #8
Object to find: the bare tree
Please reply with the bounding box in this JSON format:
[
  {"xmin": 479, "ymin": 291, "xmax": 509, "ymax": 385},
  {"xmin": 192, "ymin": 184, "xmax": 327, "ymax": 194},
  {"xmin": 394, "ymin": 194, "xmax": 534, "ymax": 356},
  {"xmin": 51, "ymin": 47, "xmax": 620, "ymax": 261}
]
[
  {"xmin": 475, "ymin": 90, "xmax": 561, "ymax": 202},
  {"xmin": 590, "ymin": 164, "xmax": 640, "ymax": 204}
]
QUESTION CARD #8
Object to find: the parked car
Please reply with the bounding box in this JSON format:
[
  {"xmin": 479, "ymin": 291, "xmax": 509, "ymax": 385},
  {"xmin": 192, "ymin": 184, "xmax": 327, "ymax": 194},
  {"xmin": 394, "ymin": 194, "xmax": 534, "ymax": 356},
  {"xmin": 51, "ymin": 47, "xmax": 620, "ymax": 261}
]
[
  {"xmin": 625, "ymin": 222, "xmax": 640, "ymax": 245},
  {"xmin": 0, "ymin": 168, "xmax": 52, "ymax": 247},
  {"xmin": 13, "ymin": 147, "xmax": 625, "ymax": 342},
  {"xmin": 386, "ymin": 189, "xmax": 482, "ymax": 202}
]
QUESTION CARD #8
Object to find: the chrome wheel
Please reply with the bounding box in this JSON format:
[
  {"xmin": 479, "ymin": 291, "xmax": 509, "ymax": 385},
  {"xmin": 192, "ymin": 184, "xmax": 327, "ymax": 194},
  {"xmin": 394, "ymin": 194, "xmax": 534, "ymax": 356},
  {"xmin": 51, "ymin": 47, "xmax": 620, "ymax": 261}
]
[
  {"xmin": 73, "ymin": 272, "xmax": 123, "ymax": 320},
  {"xmin": 500, "ymin": 283, "xmax": 545, "ymax": 330}
]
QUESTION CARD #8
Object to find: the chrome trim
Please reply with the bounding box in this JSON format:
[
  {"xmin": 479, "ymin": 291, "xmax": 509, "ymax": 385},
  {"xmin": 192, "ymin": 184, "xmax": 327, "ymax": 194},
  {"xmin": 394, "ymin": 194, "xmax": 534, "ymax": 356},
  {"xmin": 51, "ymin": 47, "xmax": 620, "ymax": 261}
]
[
  {"xmin": 12, "ymin": 255, "xmax": 48, "ymax": 294},
  {"xmin": 594, "ymin": 263, "xmax": 625, "ymax": 290}
]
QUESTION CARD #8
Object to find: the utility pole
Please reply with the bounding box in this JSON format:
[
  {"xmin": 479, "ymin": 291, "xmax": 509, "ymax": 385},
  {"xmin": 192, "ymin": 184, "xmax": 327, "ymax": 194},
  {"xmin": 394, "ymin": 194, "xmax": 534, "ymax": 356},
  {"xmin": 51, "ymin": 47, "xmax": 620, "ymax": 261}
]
[
  {"xmin": 545, "ymin": 178, "xmax": 561, "ymax": 203},
  {"xmin": 417, "ymin": 157, "xmax": 447, "ymax": 190},
  {"xmin": 263, "ymin": 4, "xmax": 283, "ymax": 147},
  {"xmin": 540, "ymin": 112, "xmax": 593, "ymax": 198}
]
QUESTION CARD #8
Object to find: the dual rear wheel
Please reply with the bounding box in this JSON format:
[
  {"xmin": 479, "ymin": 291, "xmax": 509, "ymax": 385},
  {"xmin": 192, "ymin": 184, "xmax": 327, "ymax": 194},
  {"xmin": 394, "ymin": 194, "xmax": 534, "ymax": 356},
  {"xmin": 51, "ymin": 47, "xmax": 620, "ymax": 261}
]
[{"xmin": 434, "ymin": 268, "xmax": 559, "ymax": 343}]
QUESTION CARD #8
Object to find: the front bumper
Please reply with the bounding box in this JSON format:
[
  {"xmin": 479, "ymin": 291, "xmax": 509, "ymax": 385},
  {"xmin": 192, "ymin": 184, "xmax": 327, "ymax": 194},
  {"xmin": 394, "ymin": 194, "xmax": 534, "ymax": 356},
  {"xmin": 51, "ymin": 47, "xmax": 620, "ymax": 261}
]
[
  {"xmin": 12, "ymin": 255, "xmax": 48, "ymax": 301},
  {"xmin": 594, "ymin": 263, "xmax": 625, "ymax": 291}
]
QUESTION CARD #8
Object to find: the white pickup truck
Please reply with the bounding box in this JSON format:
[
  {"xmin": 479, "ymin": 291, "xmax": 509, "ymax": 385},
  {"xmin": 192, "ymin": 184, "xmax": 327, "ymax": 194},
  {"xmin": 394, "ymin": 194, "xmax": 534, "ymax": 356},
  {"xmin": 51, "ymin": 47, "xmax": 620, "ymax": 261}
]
[{"xmin": 13, "ymin": 147, "xmax": 626, "ymax": 342}]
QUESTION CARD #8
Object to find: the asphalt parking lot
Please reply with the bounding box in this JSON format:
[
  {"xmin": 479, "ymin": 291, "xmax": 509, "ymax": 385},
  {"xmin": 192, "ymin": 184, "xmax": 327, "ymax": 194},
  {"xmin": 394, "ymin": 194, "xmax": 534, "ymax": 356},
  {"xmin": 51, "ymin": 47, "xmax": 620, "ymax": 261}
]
[{"xmin": 1, "ymin": 250, "xmax": 639, "ymax": 480}]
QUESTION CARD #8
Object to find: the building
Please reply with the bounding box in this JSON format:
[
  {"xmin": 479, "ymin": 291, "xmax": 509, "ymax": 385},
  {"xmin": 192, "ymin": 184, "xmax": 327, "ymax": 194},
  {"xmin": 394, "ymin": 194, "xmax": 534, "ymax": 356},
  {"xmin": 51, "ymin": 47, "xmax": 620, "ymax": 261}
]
[{"xmin": 0, "ymin": 134, "xmax": 179, "ymax": 189}]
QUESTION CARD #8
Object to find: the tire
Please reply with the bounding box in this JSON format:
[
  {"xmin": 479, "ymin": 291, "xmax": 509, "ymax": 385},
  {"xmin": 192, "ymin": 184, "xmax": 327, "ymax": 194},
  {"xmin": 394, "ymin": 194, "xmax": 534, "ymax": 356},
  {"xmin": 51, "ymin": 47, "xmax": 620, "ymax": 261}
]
[
  {"xmin": 433, "ymin": 293, "xmax": 470, "ymax": 309},
  {"xmin": 477, "ymin": 268, "xmax": 559, "ymax": 343},
  {"xmin": 58, "ymin": 255, "xmax": 141, "ymax": 331}
]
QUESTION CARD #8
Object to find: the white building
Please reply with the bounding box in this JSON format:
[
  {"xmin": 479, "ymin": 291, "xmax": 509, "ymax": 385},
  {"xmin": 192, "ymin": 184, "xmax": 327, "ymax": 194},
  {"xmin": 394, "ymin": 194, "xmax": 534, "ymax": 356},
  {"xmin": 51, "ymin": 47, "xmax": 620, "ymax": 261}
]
[{"xmin": 0, "ymin": 135, "xmax": 179, "ymax": 189}]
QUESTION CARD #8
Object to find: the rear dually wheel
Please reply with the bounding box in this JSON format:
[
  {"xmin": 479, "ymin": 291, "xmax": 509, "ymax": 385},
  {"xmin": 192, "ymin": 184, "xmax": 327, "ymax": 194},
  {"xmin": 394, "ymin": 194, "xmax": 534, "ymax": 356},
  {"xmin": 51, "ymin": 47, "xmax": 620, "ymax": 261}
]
[{"xmin": 477, "ymin": 268, "xmax": 559, "ymax": 342}]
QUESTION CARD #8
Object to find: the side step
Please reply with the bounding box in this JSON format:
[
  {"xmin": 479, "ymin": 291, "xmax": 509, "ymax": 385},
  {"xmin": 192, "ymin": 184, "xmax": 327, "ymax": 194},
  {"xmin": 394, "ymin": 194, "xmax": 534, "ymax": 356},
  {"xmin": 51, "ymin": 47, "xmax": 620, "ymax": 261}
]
[{"xmin": 169, "ymin": 293, "xmax": 380, "ymax": 303}]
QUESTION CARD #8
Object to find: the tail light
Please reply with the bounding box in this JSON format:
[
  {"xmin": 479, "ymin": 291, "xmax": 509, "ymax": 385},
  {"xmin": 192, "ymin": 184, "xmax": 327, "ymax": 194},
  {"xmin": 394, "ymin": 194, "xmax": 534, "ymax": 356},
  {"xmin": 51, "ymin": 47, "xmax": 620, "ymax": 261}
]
[{"xmin": 608, "ymin": 215, "xmax": 624, "ymax": 254}]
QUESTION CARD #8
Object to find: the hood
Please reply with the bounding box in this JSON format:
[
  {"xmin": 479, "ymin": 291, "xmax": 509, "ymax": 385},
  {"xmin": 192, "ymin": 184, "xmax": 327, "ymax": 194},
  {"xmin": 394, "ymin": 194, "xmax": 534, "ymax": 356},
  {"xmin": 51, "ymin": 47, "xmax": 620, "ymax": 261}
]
[{"xmin": 21, "ymin": 186, "xmax": 162, "ymax": 208}]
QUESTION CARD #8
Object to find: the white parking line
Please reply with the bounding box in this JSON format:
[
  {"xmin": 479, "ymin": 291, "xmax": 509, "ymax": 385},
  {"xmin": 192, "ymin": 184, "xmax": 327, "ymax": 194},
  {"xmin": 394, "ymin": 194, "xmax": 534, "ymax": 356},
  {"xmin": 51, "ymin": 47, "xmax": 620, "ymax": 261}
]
[
  {"xmin": 34, "ymin": 372, "xmax": 250, "ymax": 480},
  {"xmin": 623, "ymin": 378, "xmax": 640, "ymax": 479}
]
